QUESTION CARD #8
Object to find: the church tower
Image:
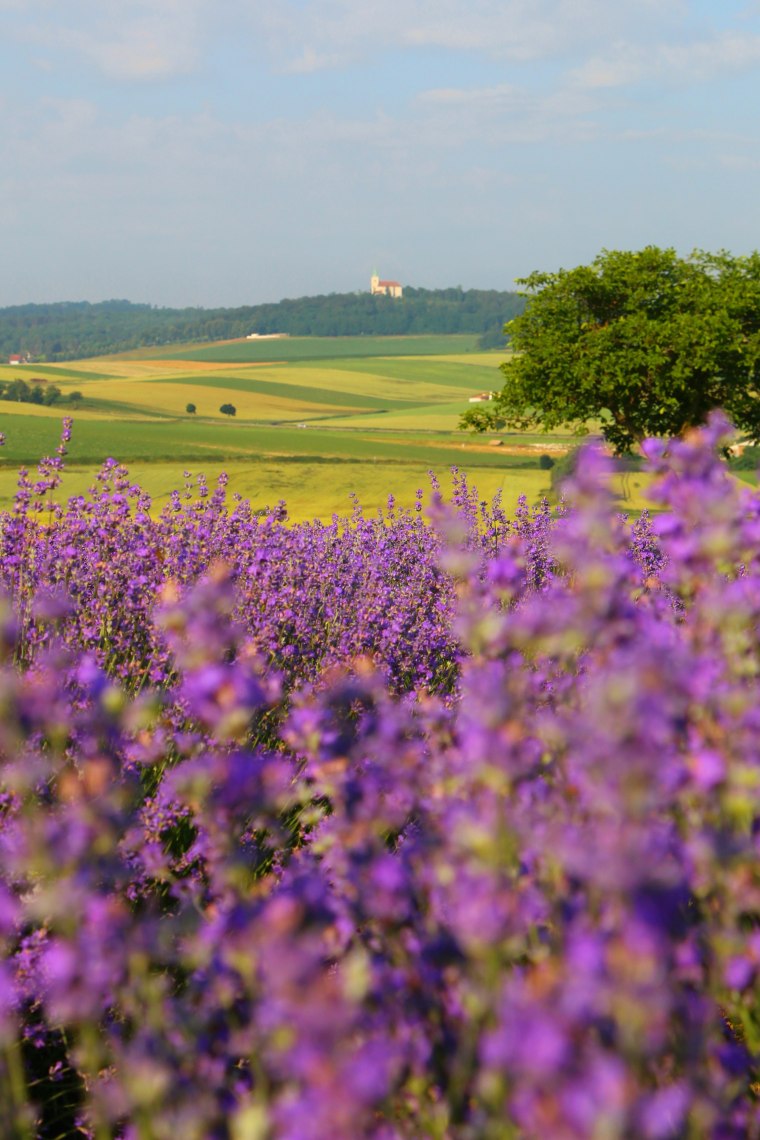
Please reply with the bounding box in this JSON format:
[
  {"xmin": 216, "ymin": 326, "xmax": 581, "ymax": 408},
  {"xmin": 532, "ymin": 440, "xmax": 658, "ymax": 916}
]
[{"xmin": 370, "ymin": 271, "xmax": 402, "ymax": 298}]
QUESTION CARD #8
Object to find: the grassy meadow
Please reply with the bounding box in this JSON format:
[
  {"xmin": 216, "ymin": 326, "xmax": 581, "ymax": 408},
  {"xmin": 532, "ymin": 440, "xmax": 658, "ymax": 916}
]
[{"xmin": 0, "ymin": 336, "xmax": 654, "ymax": 519}]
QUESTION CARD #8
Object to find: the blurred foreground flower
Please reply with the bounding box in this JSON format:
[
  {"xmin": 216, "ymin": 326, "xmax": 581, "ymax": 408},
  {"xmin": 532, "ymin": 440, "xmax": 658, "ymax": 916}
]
[{"xmin": 0, "ymin": 413, "xmax": 759, "ymax": 1137}]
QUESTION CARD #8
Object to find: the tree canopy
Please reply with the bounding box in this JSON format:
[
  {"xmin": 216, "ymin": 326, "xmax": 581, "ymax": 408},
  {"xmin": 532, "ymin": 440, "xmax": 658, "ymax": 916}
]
[
  {"xmin": 461, "ymin": 247, "xmax": 760, "ymax": 453},
  {"xmin": 0, "ymin": 377, "xmax": 62, "ymax": 406}
]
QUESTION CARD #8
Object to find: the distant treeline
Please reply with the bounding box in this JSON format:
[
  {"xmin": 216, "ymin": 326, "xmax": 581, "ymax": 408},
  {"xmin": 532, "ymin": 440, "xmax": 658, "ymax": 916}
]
[{"xmin": 0, "ymin": 288, "xmax": 525, "ymax": 361}]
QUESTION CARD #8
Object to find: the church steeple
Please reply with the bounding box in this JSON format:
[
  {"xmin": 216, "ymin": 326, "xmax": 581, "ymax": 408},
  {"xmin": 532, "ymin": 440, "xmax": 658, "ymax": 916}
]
[{"xmin": 370, "ymin": 271, "xmax": 403, "ymax": 298}]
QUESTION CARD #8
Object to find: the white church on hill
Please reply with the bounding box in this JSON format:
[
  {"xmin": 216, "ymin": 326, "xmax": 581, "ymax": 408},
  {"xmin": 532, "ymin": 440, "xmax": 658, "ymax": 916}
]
[{"xmin": 370, "ymin": 273, "xmax": 403, "ymax": 298}]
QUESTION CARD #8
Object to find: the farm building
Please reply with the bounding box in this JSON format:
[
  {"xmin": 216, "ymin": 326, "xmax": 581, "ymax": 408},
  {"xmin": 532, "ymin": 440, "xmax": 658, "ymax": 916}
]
[
  {"xmin": 370, "ymin": 274, "xmax": 403, "ymax": 299},
  {"xmin": 468, "ymin": 392, "xmax": 495, "ymax": 403},
  {"xmin": 8, "ymin": 354, "xmax": 26, "ymax": 365}
]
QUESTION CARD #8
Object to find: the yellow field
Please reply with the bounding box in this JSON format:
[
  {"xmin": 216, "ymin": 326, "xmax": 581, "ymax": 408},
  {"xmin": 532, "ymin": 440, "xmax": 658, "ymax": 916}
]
[
  {"xmin": 241, "ymin": 364, "xmax": 467, "ymax": 399},
  {"xmin": 50, "ymin": 357, "xmax": 247, "ymax": 378},
  {"xmin": 316, "ymin": 405, "xmax": 477, "ymax": 432},
  {"xmin": 67, "ymin": 362, "xmax": 493, "ymax": 410},
  {"xmin": 0, "ymin": 402, "xmax": 113, "ymax": 421},
  {"xmin": 417, "ymin": 352, "xmax": 510, "ymax": 368},
  {"xmin": 0, "ymin": 460, "xmax": 558, "ymax": 523},
  {"xmin": 77, "ymin": 377, "xmax": 350, "ymax": 419}
]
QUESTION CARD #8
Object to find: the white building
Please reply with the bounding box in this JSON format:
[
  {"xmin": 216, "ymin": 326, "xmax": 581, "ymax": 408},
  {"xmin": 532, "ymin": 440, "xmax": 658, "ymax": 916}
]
[{"xmin": 370, "ymin": 274, "xmax": 403, "ymax": 299}]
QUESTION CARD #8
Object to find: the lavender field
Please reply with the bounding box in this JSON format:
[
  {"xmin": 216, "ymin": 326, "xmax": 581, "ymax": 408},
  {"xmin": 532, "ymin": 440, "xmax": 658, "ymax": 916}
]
[{"xmin": 2, "ymin": 413, "xmax": 760, "ymax": 1138}]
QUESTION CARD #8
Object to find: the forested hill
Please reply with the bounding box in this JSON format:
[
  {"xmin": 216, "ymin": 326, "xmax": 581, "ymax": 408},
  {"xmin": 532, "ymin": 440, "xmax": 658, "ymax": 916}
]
[{"xmin": 0, "ymin": 287, "xmax": 525, "ymax": 361}]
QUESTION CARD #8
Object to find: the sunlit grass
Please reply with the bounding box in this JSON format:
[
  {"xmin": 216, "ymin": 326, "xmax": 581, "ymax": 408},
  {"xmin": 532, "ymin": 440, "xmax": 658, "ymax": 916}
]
[{"xmin": 0, "ymin": 458, "xmax": 553, "ymax": 522}]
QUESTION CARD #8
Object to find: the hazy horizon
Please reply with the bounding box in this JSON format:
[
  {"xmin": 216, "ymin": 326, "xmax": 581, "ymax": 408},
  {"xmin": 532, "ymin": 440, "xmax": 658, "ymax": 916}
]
[
  {"xmin": 0, "ymin": 282, "xmax": 524, "ymax": 311},
  {"xmin": 3, "ymin": 1, "xmax": 760, "ymax": 309}
]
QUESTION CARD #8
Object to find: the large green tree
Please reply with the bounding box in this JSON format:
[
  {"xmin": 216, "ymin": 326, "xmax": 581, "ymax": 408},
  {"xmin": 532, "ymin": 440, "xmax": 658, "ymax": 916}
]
[{"xmin": 461, "ymin": 247, "xmax": 760, "ymax": 453}]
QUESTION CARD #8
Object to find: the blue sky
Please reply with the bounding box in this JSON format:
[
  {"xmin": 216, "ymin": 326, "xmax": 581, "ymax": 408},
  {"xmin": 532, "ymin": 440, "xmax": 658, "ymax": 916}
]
[{"xmin": 1, "ymin": 0, "xmax": 759, "ymax": 307}]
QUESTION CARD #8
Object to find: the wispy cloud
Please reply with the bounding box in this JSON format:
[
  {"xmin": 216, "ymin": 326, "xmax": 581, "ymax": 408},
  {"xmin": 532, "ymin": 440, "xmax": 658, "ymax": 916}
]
[
  {"xmin": 418, "ymin": 84, "xmax": 523, "ymax": 107},
  {"xmin": 572, "ymin": 30, "xmax": 760, "ymax": 89},
  {"xmin": 18, "ymin": 0, "xmax": 212, "ymax": 81},
  {"xmin": 717, "ymin": 152, "xmax": 760, "ymax": 172},
  {"xmin": 261, "ymin": 0, "xmax": 683, "ymax": 71},
  {"xmin": 416, "ymin": 80, "xmax": 600, "ymax": 145},
  {"xmin": 5, "ymin": 0, "xmax": 752, "ymax": 90},
  {"xmin": 283, "ymin": 49, "xmax": 344, "ymax": 75}
]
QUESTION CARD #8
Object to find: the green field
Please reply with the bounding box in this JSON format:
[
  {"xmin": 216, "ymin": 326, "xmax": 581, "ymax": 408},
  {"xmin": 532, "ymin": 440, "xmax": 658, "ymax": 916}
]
[
  {"xmin": 152, "ymin": 334, "xmax": 482, "ymax": 363},
  {"xmin": 0, "ymin": 416, "xmax": 549, "ymax": 468},
  {"xmin": 0, "ymin": 335, "xmax": 629, "ymax": 520}
]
